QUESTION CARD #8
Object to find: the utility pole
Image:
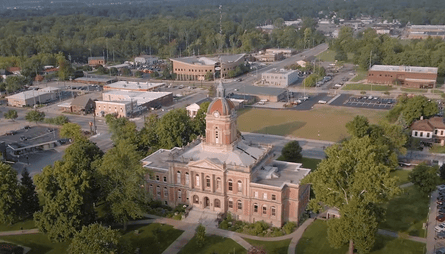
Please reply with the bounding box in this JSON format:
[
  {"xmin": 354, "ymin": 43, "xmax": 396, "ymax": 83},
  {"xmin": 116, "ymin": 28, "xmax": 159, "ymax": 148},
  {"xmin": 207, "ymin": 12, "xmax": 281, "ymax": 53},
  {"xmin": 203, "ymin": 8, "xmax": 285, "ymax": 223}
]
[{"xmin": 369, "ymin": 50, "xmax": 372, "ymax": 92}]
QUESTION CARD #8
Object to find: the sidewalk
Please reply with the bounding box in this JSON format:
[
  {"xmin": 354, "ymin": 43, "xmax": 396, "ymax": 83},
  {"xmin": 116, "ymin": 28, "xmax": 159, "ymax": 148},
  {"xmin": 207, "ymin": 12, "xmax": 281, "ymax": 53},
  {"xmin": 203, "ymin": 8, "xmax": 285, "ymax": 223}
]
[
  {"xmin": 0, "ymin": 228, "xmax": 39, "ymax": 236},
  {"xmin": 377, "ymin": 229, "xmax": 427, "ymax": 243}
]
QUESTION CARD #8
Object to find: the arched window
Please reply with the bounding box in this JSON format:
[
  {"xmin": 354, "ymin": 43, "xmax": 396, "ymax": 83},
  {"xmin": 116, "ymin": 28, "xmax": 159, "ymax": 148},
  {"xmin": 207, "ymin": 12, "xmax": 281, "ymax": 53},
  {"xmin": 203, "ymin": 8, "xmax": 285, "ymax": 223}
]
[
  {"xmin": 237, "ymin": 180, "xmax": 243, "ymax": 193},
  {"xmin": 156, "ymin": 175, "xmax": 160, "ymax": 181},
  {"xmin": 206, "ymin": 176, "xmax": 211, "ymax": 187},
  {"xmin": 156, "ymin": 186, "xmax": 161, "ymax": 197},
  {"xmin": 237, "ymin": 200, "xmax": 242, "ymax": 210},
  {"xmin": 177, "ymin": 171, "xmax": 181, "ymax": 184},
  {"xmin": 185, "ymin": 172, "xmax": 190, "ymax": 185},
  {"xmin": 228, "ymin": 198, "xmax": 233, "ymax": 208},
  {"xmin": 193, "ymin": 195, "xmax": 199, "ymax": 204},
  {"xmin": 163, "ymin": 187, "xmax": 168, "ymax": 197},
  {"xmin": 215, "ymin": 199, "xmax": 221, "ymax": 208},
  {"xmin": 216, "ymin": 177, "xmax": 221, "ymax": 189},
  {"xmin": 195, "ymin": 174, "xmax": 200, "ymax": 186},
  {"xmin": 215, "ymin": 127, "xmax": 219, "ymax": 144},
  {"xmin": 228, "ymin": 179, "xmax": 233, "ymax": 191},
  {"xmin": 262, "ymin": 205, "xmax": 267, "ymax": 215},
  {"xmin": 178, "ymin": 189, "xmax": 182, "ymax": 200},
  {"xmin": 253, "ymin": 203, "xmax": 258, "ymax": 213},
  {"xmin": 271, "ymin": 206, "xmax": 276, "ymax": 216}
]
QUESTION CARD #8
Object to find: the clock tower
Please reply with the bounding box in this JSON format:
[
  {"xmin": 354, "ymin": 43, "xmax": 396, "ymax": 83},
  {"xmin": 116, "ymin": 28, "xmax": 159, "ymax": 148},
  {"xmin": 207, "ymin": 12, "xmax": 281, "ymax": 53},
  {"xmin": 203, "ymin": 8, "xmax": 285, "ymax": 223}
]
[{"xmin": 204, "ymin": 81, "xmax": 238, "ymax": 151}]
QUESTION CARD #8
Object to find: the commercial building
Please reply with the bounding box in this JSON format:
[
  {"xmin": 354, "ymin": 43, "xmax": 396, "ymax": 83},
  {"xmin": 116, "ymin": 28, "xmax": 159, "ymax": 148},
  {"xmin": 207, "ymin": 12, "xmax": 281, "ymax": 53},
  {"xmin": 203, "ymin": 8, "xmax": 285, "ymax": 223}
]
[
  {"xmin": 265, "ymin": 48, "xmax": 296, "ymax": 58},
  {"xmin": 235, "ymin": 85, "xmax": 288, "ymax": 102},
  {"xmin": 59, "ymin": 95, "xmax": 96, "ymax": 114},
  {"xmin": 261, "ymin": 69, "xmax": 299, "ymax": 87},
  {"xmin": 103, "ymin": 81, "xmax": 165, "ymax": 92},
  {"xmin": 73, "ymin": 77, "xmax": 117, "ymax": 85},
  {"xmin": 102, "ymin": 90, "xmax": 173, "ymax": 109},
  {"xmin": 141, "ymin": 83, "xmax": 311, "ymax": 227},
  {"xmin": 410, "ymin": 116, "xmax": 445, "ymax": 146},
  {"xmin": 7, "ymin": 87, "xmax": 60, "ymax": 107},
  {"xmin": 88, "ymin": 57, "xmax": 106, "ymax": 66},
  {"xmin": 135, "ymin": 55, "xmax": 159, "ymax": 65},
  {"xmin": 170, "ymin": 54, "xmax": 246, "ymax": 81},
  {"xmin": 251, "ymin": 52, "xmax": 284, "ymax": 62},
  {"xmin": 407, "ymin": 25, "xmax": 445, "ymax": 40},
  {"xmin": 95, "ymin": 100, "xmax": 137, "ymax": 118},
  {"xmin": 367, "ymin": 65, "xmax": 438, "ymax": 89}
]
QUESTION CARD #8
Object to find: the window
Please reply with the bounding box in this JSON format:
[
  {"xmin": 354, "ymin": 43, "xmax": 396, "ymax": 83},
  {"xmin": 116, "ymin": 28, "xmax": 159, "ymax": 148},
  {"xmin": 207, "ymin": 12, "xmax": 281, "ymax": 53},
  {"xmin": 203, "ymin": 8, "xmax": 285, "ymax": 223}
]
[
  {"xmin": 228, "ymin": 199, "xmax": 233, "ymax": 208},
  {"xmin": 178, "ymin": 189, "xmax": 182, "ymax": 200},
  {"xmin": 156, "ymin": 186, "xmax": 161, "ymax": 197},
  {"xmin": 414, "ymin": 131, "xmax": 418, "ymax": 136},
  {"xmin": 263, "ymin": 193, "xmax": 267, "ymax": 200},
  {"xmin": 442, "ymin": 130, "xmax": 444, "ymax": 136},
  {"xmin": 262, "ymin": 206, "xmax": 267, "ymax": 215},
  {"xmin": 185, "ymin": 173, "xmax": 190, "ymax": 185},
  {"xmin": 163, "ymin": 187, "xmax": 168, "ymax": 197},
  {"xmin": 216, "ymin": 177, "xmax": 221, "ymax": 189},
  {"xmin": 436, "ymin": 130, "xmax": 438, "ymax": 135},
  {"xmin": 254, "ymin": 204, "xmax": 258, "ymax": 213},
  {"xmin": 272, "ymin": 194, "xmax": 276, "ymax": 201},
  {"xmin": 156, "ymin": 175, "xmax": 160, "ymax": 181},
  {"xmin": 215, "ymin": 127, "xmax": 219, "ymax": 144},
  {"xmin": 427, "ymin": 133, "xmax": 430, "ymax": 138},
  {"xmin": 228, "ymin": 179, "xmax": 233, "ymax": 191},
  {"xmin": 163, "ymin": 176, "xmax": 167, "ymax": 182},
  {"xmin": 237, "ymin": 200, "xmax": 242, "ymax": 210},
  {"xmin": 271, "ymin": 206, "xmax": 276, "ymax": 216},
  {"xmin": 206, "ymin": 176, "xmax": 211, "ymax": 187},
  {"xmin": 237, "ymin": 181, "xmax": 243, "ymax": 193},
  {"xmin": 254, "ymin": 191, "xmax": 258, "ymax": 198},
  {"xmin": 195, "ymin": 174, "xmax": 200, "ymax": 186},
  {"xmin": 420, "ymin": 132, "xmax": 423, "ymax": 137},
  {"xmin": 215, "ymin": 199, "xmax": 220, "ymax": 208},
  {"xmin": 177, "ymin": 171, "xmax": 181, "ymax": 184},
  {"xmin": 164, "ymin": 201, "xmax": 168, "ymax": 205},
  {"xmin": 193, "ymin": 195, "xmax": 199, "ymax": 204}
]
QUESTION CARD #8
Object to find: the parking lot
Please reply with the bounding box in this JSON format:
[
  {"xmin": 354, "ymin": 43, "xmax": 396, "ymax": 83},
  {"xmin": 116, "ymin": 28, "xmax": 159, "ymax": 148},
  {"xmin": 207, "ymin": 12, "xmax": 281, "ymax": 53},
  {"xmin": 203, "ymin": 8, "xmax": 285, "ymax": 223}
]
[{"xmin": 328, "ymin": 94, "xmax": 396, "ymax": 110}]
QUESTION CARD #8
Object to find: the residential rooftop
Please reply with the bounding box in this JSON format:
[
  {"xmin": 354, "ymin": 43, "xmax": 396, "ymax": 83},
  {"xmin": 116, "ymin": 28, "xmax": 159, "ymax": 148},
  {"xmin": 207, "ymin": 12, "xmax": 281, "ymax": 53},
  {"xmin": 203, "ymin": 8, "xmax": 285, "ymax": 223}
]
[{"xmin": 369, "ymin": 65, "xmax": 438, "ymax": 74}]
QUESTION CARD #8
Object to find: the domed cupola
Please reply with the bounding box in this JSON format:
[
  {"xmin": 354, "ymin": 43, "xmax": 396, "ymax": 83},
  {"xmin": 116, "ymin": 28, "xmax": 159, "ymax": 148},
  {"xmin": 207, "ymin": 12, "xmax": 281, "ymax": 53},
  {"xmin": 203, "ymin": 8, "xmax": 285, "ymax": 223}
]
[{"xmin": 207, "ymin": 80, "xmax": 235, "ymax": 117}]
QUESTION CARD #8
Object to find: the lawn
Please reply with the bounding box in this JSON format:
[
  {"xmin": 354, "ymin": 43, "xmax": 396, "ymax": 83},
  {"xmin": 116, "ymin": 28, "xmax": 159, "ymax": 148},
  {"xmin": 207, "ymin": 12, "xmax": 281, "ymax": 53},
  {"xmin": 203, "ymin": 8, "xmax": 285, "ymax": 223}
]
[
  {"xmin": 0, "ymin": 234, "xmax": 69, "ymax": 254},
  {"xmin": 237, "ymin": 106, "xmax": 386, "ymax": 142},
  {"xmin": 0, "ymin": 220, "xmax": 35, "ymax": 232},
  {"xmin": 276, "ymin": 156, "xmax": 321, "ymax": 171},
  {"xmin": 342, "ymin": 83, "xmax": 394, "ymax": 91},
  {"xmin": 121, "ymin": 223, "xmax": 184, "ymax": 254},
  {"xmin": 316, "ymin": 49, "xmax": 353, "ymax": 63},
  {"xmin": 178, "ymin": 235, "xmax": 246, "ymax": 254},
  {"xmin": 244, "ymin": 238, "xmax": 291, "ymax": 254},
  {"xmin": 296, "ymin": 220, "xmax": 425, "ymax": 254},
  {"xmin": 379, "ymin": 186, "xmax": 429, "ymax": 237},
  {"xmin": 430, "ymin": 144, "xmax": 445, "ymax": 153},
  {"xmin": 390, "ymin": 170, "xmax": 411, "ymax": 185},
  {"xmin": 432, "ymin": 89, "xmax": 444, "ymax": 94},
  {"xmin": 350, "ymin": 70, "xmax": 368, "ymax": 82},
  {"xmin": 400, "ymin": 88, "xmax": 428, "ymax": 93}
]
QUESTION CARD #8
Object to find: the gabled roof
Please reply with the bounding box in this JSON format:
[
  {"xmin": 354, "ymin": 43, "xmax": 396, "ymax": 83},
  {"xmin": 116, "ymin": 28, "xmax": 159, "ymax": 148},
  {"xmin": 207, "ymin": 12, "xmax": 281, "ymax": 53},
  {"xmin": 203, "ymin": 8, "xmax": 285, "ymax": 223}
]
[
  {"xmin": 410, "ymin": 116, "xmax": 445, "ymax": 131},
  {"xmin": 71, "ymin": 96, "xmax": 93, "ymax": 108}
]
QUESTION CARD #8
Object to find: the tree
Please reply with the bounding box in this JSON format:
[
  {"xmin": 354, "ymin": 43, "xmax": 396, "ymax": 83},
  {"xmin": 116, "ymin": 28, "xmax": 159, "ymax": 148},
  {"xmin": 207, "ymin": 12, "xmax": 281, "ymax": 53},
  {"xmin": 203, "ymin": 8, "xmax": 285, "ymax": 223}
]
[
  {"xmin": 105, "ymin": 114, "xmax": 140, "ymax": 146},
  {"xmin": 281, "ymin": 141, "xmax": 302, "ymax": 162},
  {"xmin": 157, "ymin": 109, "xmax": 194, "ymax": 149},
  {"xmin": 97, "ymin": 139, "xmax": 149, "ymax": 231},
  {"xmin": 140, "ymin": 114, "xmax": 160, "ymax": 155},
  {"xmin": 25, "ymin": 110, "xmax": 45, "ymax": 124},
  {"xmin": 440, "ymin": 164, "xmax": 445, "ymax": 180},
  {"xmin": 387, "ymin": 95, "xmax": 438, "ymax": 125},
  {"xmin": 346, "ymin": 116, "xmax": 370, "ymax": 138},
  {"xmin": 34, "ymin": 139, "xmax": 103, "ymax": 242},
  {"xmin": 60, "ymin": 122, "xmax": 83, "ymax": 141},
  {"xmin": 334, "ymin": 49, "xmax": 348, "ymax": 62},
  {"xmin": 302, "ymin": 137, "xmax": 400, "ymax": 253},
  {"xmin": 68, "ymin": 223, "xmax": 124, "ymax": 254},
  {"xmin": 193, "ymin": 101, "xmax": 210, "ymax": 136},
  {"xmin": 3, "ymin": 110, "xmax": 18, "ymax": 121},
  {"xmin": 109, "ymin": 67, "xmax": 118, "ymax": 76},
  {"xmin": 121, "ymin": 68, "xmax": 131, "ymax": 76},
  {"xmin": 0, "ymin": 163, "xmax": 21, "ymax": 224},
  {"xmin": 303, "ymin": 74, "xmax": 318, "ymax": 87},
  {"xmin": 409, "ymin": 163, "xmax": 441, "ymax": 195},
  {"xmin": 195, "ymin": 224, "xmax": 206, "ymax": 248},
  {"xmin": 19, "ymin": 168, "xmax": 39, "ymax": 219}
]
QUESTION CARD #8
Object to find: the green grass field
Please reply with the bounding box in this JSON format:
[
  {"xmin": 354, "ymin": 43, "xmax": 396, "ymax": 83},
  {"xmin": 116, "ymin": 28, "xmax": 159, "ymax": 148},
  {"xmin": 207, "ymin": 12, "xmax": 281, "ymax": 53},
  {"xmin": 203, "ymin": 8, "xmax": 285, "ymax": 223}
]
[
  {"xmin": 390, "ymin": 170, "xmax": 411, "ymax": 185},
  {"xmin": 430, "ymin": 144, "xmax": 445, "ymax": 153},
  {"xmin": 379, "ymin": 186, "xmax": 429, "ymax": 237},
  {"xmin": 276, "ymin": 156, "xmax": 321, "ymax": 171},
  {"xmin": 0, "ymin": 234, "xmax": 69, "ymax": 254},
  {"xmin": 121, "ymin": 223, "xmax": 184, "ymax": 254},
  {"xmin": 400, "ymin": 88, "xmax": 428, "ymax": 93},
  {"xmin": 0, "ymin": 220, "xmax": 35, "ymax": 232},
  {"xmin": 432, "ymin": 89, "xmax": 444, "ymax": 94},
  {"xmin": 350, "ymin": 70, "xmax": 368, "ymax": 82},
  {"xmin": 316, "ymin": 49, "xmax": 353, "ymax": 63},
  {"xmin": 178, "ymin": 235, "xmax": 246, "ymax": 254},
  {"xmin": 296, "ymin": 220, "xmax": 425, "ymax": 254},
  {"xmin": 244, "ymin": 238, "xmax": 291, "ymax": 254},
  {"xmin": 238, "ymin": 106, "xmax": 386, "ymax": 142},
  {"xmin": 342, "ymin": 83, "xmax": 395, "ymax": 91}
]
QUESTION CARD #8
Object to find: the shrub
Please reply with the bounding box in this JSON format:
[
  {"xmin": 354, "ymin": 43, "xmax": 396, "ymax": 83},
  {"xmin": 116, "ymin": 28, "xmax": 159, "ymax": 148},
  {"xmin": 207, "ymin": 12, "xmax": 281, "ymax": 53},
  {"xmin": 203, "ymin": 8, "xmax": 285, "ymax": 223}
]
[
  {"xmin": 195, "ymin": 224, "xmax": 206, "ymax": 248},
  {"xmin": 360, "ymin": 91, "xmax": 366, "ymax": 94},
  {"xmin": 219, "ymin": 220, "xmax": 230, "ymax": 230},
  {"xmin": 270, "ymin": 227, "xmax": 284, "ymax": 237},
  {"xmin": 173, "ymin": 214, "xmax": 182, "ymax": 220},
  {"xmin": 44, "ymin": 115, "xmax": 69, "ymax": 125},
  {"xmin": 283, "ymin": 221, "xmax": 297, "ymax": 234}
]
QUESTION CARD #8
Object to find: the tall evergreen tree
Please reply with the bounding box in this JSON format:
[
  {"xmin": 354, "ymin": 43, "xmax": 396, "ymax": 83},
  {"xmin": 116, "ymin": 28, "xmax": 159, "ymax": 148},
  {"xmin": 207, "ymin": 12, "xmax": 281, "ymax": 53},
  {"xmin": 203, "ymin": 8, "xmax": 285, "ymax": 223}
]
[
  {"xmin": 19, "ymin": 168, "xmax": 40, "ymax": 219},
  {"xmin": 0, "ymin": 163, "xmax": 21, "ymax": 224}
]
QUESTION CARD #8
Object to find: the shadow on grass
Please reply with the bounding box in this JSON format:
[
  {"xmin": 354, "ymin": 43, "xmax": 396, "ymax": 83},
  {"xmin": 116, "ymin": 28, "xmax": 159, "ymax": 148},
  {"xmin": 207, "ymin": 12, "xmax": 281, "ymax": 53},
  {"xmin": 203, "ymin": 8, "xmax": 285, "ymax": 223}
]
[
  {"xmin": 178, "ymin": 235, "xmax": 246, "ymax": 254},
  {"xmin": 253, "ymin": 121, "xmax": 306, "ymax": 136}
]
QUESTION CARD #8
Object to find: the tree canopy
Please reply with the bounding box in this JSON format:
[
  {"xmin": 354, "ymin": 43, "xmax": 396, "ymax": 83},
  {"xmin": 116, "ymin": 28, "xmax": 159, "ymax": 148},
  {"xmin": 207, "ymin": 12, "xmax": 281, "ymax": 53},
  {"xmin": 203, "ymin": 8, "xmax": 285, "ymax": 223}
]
[
  {"xmin": 25, "ymin": 110, "xmax": 45, "ymax": 124},
  {"xmin": 68, "ymin": 223, "xmax": 124, "ymax": 254},
  {"xmin": 387, "ymin": 95, "xmax": 438, "ymax": 125},
  {"xmin": 281, "ymin": 141, "xmax": 302, "ymax": 162},
  {"xmin": 409, "ymin": 163, "xmax": 441, "ymax": 195},
  {"xmin": 0, "ymin": 163, "xmax": 21, "ymax": 224}
]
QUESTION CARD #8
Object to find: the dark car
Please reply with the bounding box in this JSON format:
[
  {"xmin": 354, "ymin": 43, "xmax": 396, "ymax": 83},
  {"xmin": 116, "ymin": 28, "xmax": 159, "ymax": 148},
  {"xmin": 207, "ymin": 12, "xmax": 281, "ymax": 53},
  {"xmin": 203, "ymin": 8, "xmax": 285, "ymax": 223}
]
[
  {"xmin": 24, "ymin": 125, "xmax": 30, "ymax": 129},
  {"xmin": 5, "ymin": 131, "xmax": 17, "ymax": 136},
  {"xmin": 19, "ymin": 136, "xmax": 27, "ymax": 141}
]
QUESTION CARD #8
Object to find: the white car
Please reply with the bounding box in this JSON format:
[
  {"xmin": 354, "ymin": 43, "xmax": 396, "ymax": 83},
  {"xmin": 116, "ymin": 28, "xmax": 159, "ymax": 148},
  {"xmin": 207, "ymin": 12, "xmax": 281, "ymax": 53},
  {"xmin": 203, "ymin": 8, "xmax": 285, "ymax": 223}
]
[
  {"xmin": 438, "ymin": 185, "xmax": 445, "ymax": 191},
  {"xmin": 435, "ymin": 223, "xmax": 445, "ymax": 232}
]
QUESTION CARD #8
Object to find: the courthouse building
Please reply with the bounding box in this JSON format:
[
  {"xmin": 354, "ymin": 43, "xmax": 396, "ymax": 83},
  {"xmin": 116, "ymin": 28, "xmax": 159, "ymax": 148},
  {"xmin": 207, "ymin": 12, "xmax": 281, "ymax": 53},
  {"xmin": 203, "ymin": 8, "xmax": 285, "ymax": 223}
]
[{"xmin": 141, "ymin": 82, "xmax": 311, "ymax": 227}]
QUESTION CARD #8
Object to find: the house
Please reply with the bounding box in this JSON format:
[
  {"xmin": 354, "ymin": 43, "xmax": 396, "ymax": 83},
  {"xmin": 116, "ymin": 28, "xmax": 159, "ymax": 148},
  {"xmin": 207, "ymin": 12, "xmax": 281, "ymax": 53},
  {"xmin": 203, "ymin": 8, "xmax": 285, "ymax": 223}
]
[
  {"xmin": 141, "ymin": 82, "xmax": 311, "ymax": 227},
  {"xmin": 410, "ymin": 116, "xmax": 445, "ymax": 146},
  {"xmin": 368, "ymin": 65, "xmax": 438, "ymax": 89},
  {"xmin": 6, "ymin": 67, "xmax": 21, "ymax": 75},
  {"xmin": 186, "ymin": 103, "xmax": 201, "ymax": 118},
  {"xmin": 88, "ymin": 57, "xmax": 106, "ymax": 67},
  {"xmin": 69, "ymin": 96, "xmax": 96, "ymax": 114}
]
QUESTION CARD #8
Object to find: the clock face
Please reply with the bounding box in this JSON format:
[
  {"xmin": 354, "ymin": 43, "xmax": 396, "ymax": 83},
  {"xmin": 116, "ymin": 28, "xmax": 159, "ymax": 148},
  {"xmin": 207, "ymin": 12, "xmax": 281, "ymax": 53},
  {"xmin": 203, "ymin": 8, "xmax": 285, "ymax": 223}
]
[{"xmin": 213, "ymin": 111, "xmax": 220, "ymax": 117}]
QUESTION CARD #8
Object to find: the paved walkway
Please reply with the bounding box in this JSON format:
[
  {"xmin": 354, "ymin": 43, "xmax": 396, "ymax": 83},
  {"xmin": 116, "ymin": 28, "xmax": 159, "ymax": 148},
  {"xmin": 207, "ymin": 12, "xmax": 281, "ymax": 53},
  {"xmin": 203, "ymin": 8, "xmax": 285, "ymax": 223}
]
[
  {"xmin": 0, "ymin": 228, "xmax": 39, "ymax": 236},
  {"xmin": 377, "ymin": 229, "xmax": 427, "ymax": 243},
  {"xmin": 427, "ymin": 190, "xmax": 439, "ymax": 254}
]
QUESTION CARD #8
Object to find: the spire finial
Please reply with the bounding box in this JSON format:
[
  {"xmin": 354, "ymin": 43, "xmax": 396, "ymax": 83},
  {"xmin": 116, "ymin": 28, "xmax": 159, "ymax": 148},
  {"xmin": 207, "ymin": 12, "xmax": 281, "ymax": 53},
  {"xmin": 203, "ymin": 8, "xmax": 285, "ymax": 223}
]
[{"xmin": 216, "ymin": 80, "xmax": 225, "ymax": 98}]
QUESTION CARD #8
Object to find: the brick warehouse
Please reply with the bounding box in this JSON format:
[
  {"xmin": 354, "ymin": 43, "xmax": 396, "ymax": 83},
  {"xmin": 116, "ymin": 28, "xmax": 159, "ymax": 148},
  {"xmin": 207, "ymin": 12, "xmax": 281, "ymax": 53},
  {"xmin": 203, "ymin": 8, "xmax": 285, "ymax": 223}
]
[
  {"xmin": 141, "ymin": 82, "xmax": 311, "ymax": 227},
  {"xmin": 367, "ymin": 65, "xmax": 438, "ymax": 89}
]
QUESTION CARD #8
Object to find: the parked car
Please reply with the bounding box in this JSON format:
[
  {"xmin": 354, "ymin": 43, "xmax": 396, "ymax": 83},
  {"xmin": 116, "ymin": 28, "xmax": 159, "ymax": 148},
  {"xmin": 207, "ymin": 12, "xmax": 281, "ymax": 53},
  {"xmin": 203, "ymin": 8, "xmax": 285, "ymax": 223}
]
[
  {"xmin": 436, "ymin": 232, "xmax": 445, "ymax": 240},
  {"xmin": 19, "ymin": 136, "xmax": 27, "ymax": 141},
  {"xmin": 437, "ymin": 247, "xmax": 445, "ymax": 254},
  {"xmin": 437, "ymin": 214, "xmax": 445, "ymax": 222},
  {"xmin": 6, "ymin": 131, "xmax": 17, "ymax": 136},
  {"xmin": 435, "ymin": 223, "xmax": 445, "ymax": 232},
  {"xmin": 318, "ymin": 100, "xmax": 327, "ymax": 104},
  {"xmin": 438, "ymin": 185, "xmax": 445, "ymax": 191},
  {"xmin": 24, "ymin": 125, "xmax": 30, "ymax": 130}
]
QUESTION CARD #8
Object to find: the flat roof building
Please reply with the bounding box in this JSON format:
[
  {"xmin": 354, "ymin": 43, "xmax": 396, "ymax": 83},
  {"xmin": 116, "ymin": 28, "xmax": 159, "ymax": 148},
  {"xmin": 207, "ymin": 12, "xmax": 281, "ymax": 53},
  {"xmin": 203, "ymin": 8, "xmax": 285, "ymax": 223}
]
[
  {"xmin": 7, "ymin": 87, "xmax": 60, "ymax": 107},
  {"xmin": 95, "ymin": 100, "xmax": 137, "ymax": 118},
  {"xmin": 235, "ymin": 85, "xmax": 288, "ymax": 102},
  {"xmin": 73, "ymin": 77, "xmax": 117, "ymax": 85},
  {"xmin": 367, "ymin": 65, "xmax": 438, "ymax": 89},
  {"xmin": 135, "ymin": 55, "xmax": 159, "ymax": 65},
  {"xmin": 170, "ymin": 54, "xmax": 245, "ymax": 81},
  {"xmin": 102, "ymin": 90, "xmax": 173, "ymax": 109},
  {"xmin": 265, "ymin": 48, "xmax": 296, "ymax": 58},
  {"xmin": 103, "ymin": 81, "xmax": 165, "ymax": 92},
  {"xmin": 408, "ymin": 25, "xmax": 445, "ymax": 40},
  {"xmin": 261, "ymin": 69, "xmax": 299, "ymax": 88}
]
